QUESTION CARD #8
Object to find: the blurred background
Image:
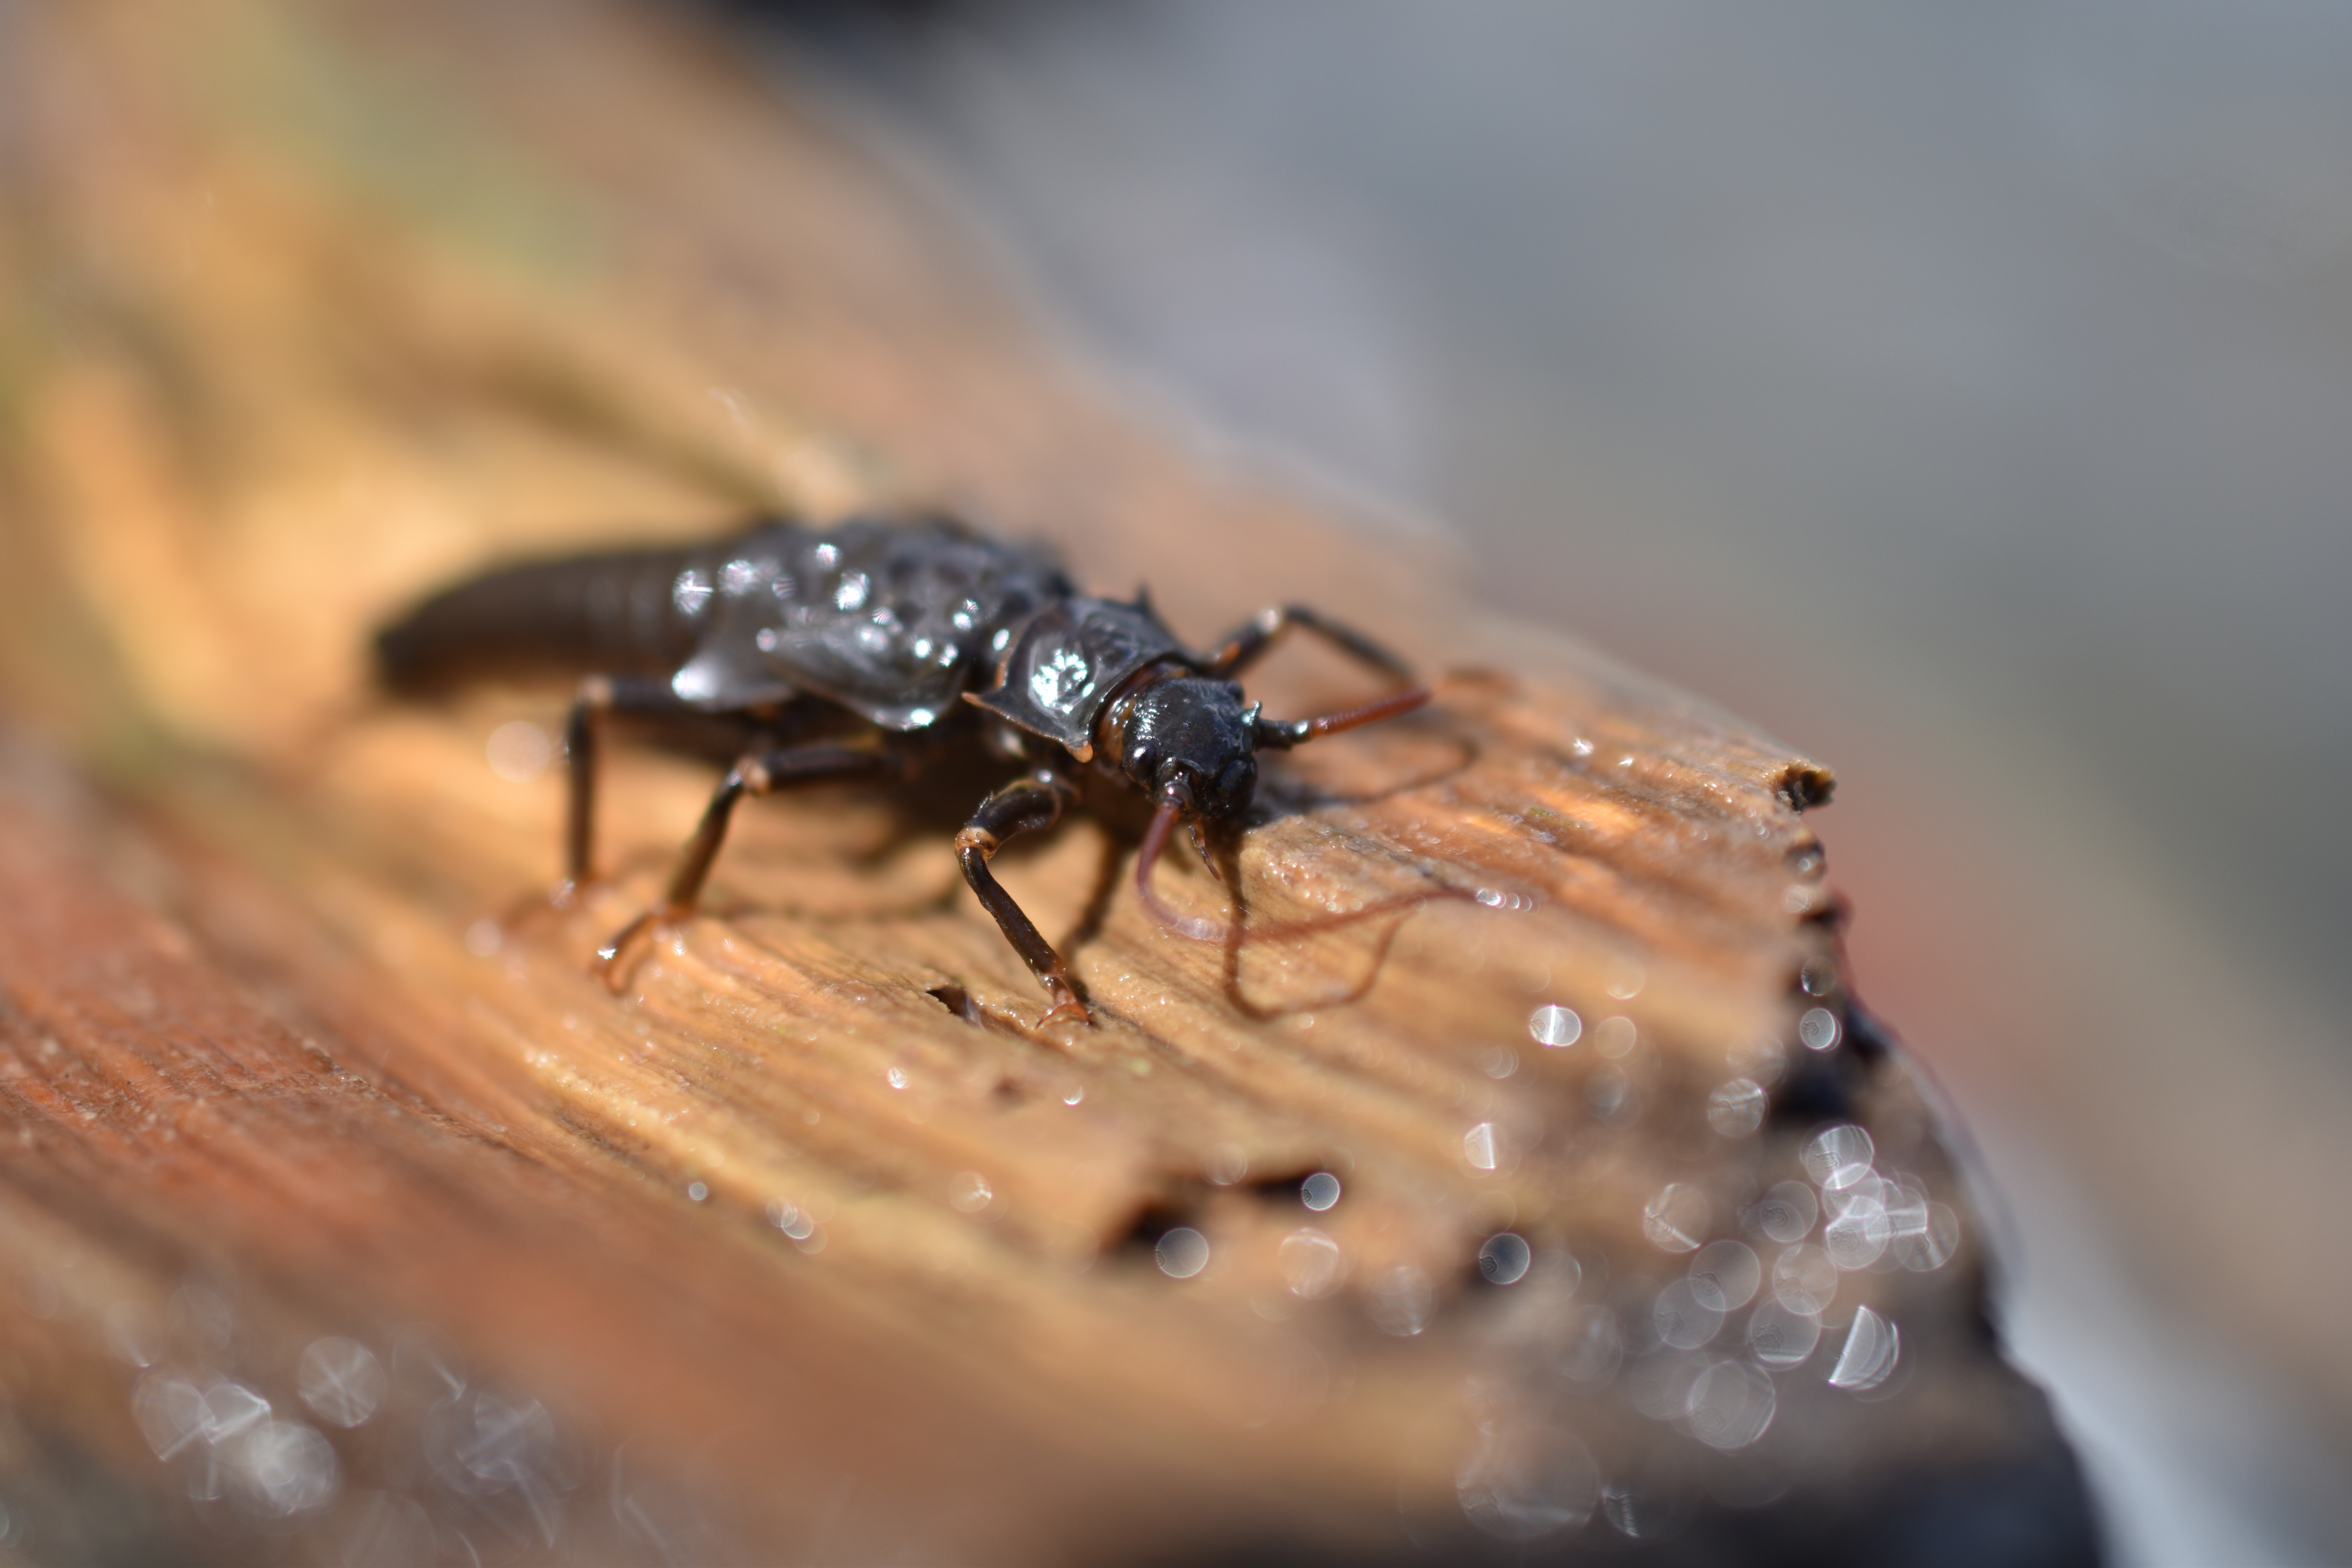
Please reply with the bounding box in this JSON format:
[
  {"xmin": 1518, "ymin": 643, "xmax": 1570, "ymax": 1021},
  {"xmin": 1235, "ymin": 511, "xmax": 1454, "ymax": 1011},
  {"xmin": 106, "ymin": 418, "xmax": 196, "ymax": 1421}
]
[{"xmin": 712, "ymin": 2, "xmax": 2352, "ymax": 1561}]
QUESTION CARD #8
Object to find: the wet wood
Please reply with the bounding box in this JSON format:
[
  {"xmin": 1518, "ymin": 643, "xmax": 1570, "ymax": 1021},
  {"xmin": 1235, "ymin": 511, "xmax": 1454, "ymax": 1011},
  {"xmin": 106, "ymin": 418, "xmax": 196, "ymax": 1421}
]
[{"xmin": 0, "ymin": 0, "xmax": 2089, "ymax": 1561}]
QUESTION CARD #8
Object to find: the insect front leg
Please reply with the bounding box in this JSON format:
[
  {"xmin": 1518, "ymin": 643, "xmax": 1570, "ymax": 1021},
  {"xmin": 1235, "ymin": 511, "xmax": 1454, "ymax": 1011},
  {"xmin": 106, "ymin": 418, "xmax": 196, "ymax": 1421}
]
[
  {"xmin": 561, "ymin": 674, "xmax": 710, "ymax": 899},
  {"xmin": 594, "ymin": 741, "xmax": 894, "ymax": 987},
  {"xmin": 1200, "ymin": 604, "xmax": 1415, "ymax": 682},
  {"xmin": 955, "ymin": 769, "xmax": 1090, "ymax": 1026}
]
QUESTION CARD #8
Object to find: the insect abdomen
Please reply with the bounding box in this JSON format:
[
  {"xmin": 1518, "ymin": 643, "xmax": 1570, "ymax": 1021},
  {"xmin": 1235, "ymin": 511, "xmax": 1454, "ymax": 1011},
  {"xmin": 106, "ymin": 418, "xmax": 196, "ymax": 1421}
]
[{"xmin": 375, "ymin": 544, "xmax": 709, "ymax": 693}]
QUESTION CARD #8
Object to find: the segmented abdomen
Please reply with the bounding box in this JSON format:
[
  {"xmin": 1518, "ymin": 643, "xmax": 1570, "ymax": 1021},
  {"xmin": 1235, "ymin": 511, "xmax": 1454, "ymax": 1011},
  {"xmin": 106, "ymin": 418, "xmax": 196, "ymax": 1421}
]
[{"xmin": 374, "ymin": 543, "xmax": 710, "ymax": 693}]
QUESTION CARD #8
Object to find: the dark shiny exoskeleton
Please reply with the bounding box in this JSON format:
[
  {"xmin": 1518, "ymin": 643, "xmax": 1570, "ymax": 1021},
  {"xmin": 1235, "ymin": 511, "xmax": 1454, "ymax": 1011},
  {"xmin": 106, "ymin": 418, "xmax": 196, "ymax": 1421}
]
[{"xmin": 376, "ymin": 514, "xmax": 1426, "ymax": 1023}]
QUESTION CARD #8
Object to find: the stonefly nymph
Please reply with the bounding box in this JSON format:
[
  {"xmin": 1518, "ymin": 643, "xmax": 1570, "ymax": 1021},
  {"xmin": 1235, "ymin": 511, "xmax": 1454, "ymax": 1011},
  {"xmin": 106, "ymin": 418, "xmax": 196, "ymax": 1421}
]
[{"xmin": 377, "ymin": 514, "xmax": 1428, "ymax": 1024}]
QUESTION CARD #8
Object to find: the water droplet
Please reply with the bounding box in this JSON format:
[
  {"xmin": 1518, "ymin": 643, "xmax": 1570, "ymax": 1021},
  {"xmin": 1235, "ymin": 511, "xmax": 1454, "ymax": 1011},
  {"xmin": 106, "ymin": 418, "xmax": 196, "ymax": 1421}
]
[
  {"xmin": 298, "ymin": 1338, "xmax": 384, "ymax": 1428},
  {"xmin": 1601, "ymin": 1472, "xmax": 1698, "ymax": 1541},
  {"xmin": 434, "ymin": 1388, "xmax": 559, "ymax": 1499},
  {"xmin": 1770, "ymin": 1245, "xmax": 1840, "ymax": 1316},
  {"xmin": 230, "ymin": 1421, "xmax": 339, "ymax": 1515},
  {"xmin": 1652, "ymin": 1279, "xmax": 1725, "ymax": 1350},
  {"xmin": 1823, "ymin": 1196, "xmax": 1891, "ymax": 1270},
  {"xmin": 1062, "ymin": 1086, "xmax": 1085, "ymax": 1107},
  {"xmin": 131, "ymin": 1373, "xmax": 211, "ymax": 1459},
  {"xmin": 1798, "ymin": 1007, "xmax": 1840, "ymax": 1052},
  {"xmin": 1829, "ymin": 1305, "xmax": 1902, "ymax": 1391},
  {"xmin": 187, "ymin": 1450, "xmax": 223, "ymax": 1503},
  {"xmin": 1279, "ymin": 1229, "xmax": 1344, "ymax": 1298},
  {"xmin": 463, "ymin": 919, "xmax": 502, "ymax": 958},
  {"xmin": 1746, "ymin": 1181, "xmax": 1819, "ymax": 1245},
  {"xmin": 1801, "ymin": 1124, "xmax": 1876, "ymax": 1190},
  {"xmin": 203, "ymin": 1380, "xmax": 272, "ymax": 1443},
  {"xmin": 1205, "ymin": 1144, "xmax": 1249, "ymax": 1185},
  {"xmin": 948, "ymin": 1171, "xmax": 993, "ymax": 1213},
  {"xmin": 1457, "ymin": 1421, "xmax": 1599, "ymax": 1540},
  {"xmin": 1687, "ymin": 1240, "xmax": 1762, "ymax": 1312},
  {"xmin": 1300, "ymin": 1172, "xmax": 1342, "ymax": 1212},
  {"xmin": 1593, "ymin": 1016, "xmax": 1638, "ymax": 1058},
  {"xmin": 485, "ymin": 721, "xmax": 550, "ymax": 783},
  {"xmin": 1155, "ymin": 1228, "xmax": 1210, "ymax": 1279},
  {"xmin": 1627, "ymin": 1352, "xmax": 1708, "ymax": 1419},
  {"xmin": 1747, "ymin": 1299, "xmax": 1824, "ymax": 1368},
  {"xmin": 766, "ymin": 1200, "xmax": 817, "ymax": 1240},
  {"xmin": 1586, "ymin": 1066, "xmax": 1637, "ymax": 1123},
  {"xmin": 1367, "ymin": 1265, "xmax": 1435, "ymax": 1336},
  {"xmin": 886, "ymin": 1067, "xmax": 907, "ymax": 1090},
  {"xmin": 1878, "ymin": 1177, "xmax": 1933, "ymax": 1238},
  {"xmin": 1478, "ymin": 1232, "xmax": 1533, "ymax": 1285},
  {"xmin": 1479, "ymin": 1045, "xmax": 1519, "ymax": 1079},
  {"xmin": 1642, "ymin": 1184, "xmax": 1710, "ymax": 1252},
  {"xmin": 1604, "ymin": 958, "xmax": 1646, "ymax": 1000},
  {"xmin": 1895, "ymin": 1203, "xmax": 1962, "ymax": 1272},
  {"xmin": 1822, "ymin": 1172, "xmax": 1884, "ymax": 1215},
  {"xmin": 1463, "ymin": 1123, "xmax": 1504, "ymax": 1171},
  {"xmin": 1706, "ymin": 1078, "xmax": 1767, "ymax": 1137},
  {"xmin": 1528, "ymin": 1005, "xmax": 1582, "ymax": 1048},
  {"xmin": 1681, "ymin": 1359, "xmax": 1776, "ymax": 1450}
]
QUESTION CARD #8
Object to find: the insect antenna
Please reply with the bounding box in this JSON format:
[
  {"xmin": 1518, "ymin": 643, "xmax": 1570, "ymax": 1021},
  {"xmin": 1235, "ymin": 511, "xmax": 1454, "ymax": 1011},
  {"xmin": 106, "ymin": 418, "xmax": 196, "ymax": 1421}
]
[
  {"xmin": 1135, "ymin": 789, "xmax": 1469, "ymax": 951},
  {"xmin": 1251, "ymin": 686, "xmax": 1430, "ymax": 750}
]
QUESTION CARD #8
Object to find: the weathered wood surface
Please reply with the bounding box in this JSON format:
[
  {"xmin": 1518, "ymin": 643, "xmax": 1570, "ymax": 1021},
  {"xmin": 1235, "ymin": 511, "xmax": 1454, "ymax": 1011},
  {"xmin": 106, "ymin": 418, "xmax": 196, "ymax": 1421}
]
[{"xmin": 0, "ymin": 0, "xmax": 2090, "ymax": 1562}]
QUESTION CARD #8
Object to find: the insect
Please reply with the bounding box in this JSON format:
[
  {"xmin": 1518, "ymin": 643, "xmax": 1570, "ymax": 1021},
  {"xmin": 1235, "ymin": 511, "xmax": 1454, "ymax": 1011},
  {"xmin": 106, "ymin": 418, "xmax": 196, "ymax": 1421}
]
[{"xmin": 376, "ymin": 513, "xmax": 1428, "ymax": 1024}]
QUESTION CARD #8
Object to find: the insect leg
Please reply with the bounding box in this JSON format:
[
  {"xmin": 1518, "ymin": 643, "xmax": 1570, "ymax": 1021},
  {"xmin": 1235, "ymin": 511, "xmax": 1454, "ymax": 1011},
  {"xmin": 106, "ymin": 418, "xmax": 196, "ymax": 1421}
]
[
  {"xmin": 955, "ymin": 770, "xmax": 1090, "ymax": 1025},
  {"xmin": 562, "ymin": 674, "xmax": 703, "ymax": 894},
  {"xmin": 1200, "ymin": 605, "xmax": 1415, "ymax": 682},
  {"xmin": 595, "ymin": 742, "xmax": 893, "ymax": 985}
]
